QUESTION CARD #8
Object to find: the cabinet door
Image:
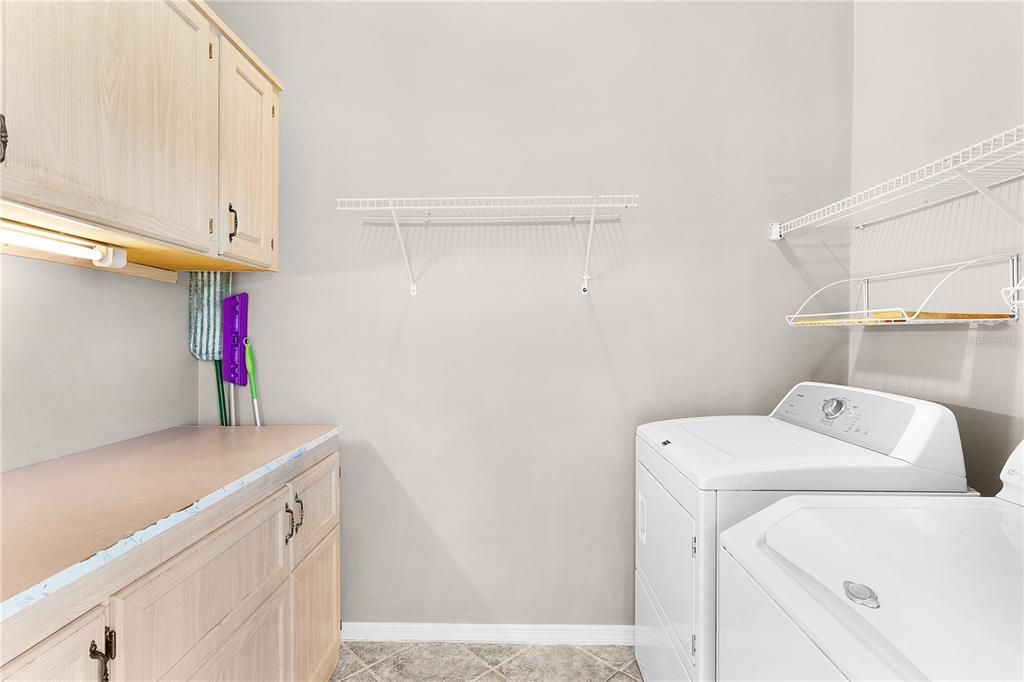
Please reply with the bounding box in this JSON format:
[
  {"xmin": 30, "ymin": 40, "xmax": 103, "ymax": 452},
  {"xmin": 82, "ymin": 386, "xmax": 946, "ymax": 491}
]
[
  {"xmin": 289, "ymin": 452, "xmax": 341, "ymax": 568},
  {"xmin": 218, "ymin": 37, "xmax": 277, "ymax": 267},
  {"xmin": 292, "ymin": 527, "xmax": 341, "ymax": 682},
  {"xmin": 0, "ymin": 607, "xmax": 106, "ymax": 682},
  {"xmin": 190, "ymin": 581, "xmax": 292, "ymax": 682},
  {"xmin": 0, "ymin": 0, "xmax": 217, "ymax": 251},
  {"xmin": 110, "ymin": 488, "xmax": 291, "ymax": 681}
]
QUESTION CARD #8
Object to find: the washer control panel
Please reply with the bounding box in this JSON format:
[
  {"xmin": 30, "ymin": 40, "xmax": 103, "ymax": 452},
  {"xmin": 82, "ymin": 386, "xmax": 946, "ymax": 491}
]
[{"xmin": 772, "ymin": 383, "xmax": 915, "ymax": 455}]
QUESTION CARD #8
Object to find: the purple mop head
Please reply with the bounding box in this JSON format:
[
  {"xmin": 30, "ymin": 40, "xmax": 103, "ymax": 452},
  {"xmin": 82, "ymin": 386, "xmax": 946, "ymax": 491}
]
[{"xmin": 222, "ymin": 292, "xmax": 249, "ymax": 386}]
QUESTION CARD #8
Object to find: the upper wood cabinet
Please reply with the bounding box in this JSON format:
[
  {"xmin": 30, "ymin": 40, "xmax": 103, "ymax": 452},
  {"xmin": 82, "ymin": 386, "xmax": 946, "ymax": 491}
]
[
  {"xmin": 218, "ymin": 37, "xmax": 279, "ymax": 269},
  {"xmin": 1, "ymin": 0, "xmax": 218, "ymax": 252},
  {"xmin": 0, "ymin": 0, "xmax": 282, "ymax": 276}
]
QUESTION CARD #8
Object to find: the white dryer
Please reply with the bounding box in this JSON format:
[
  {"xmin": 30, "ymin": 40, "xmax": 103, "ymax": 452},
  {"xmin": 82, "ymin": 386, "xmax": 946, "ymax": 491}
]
[
  {"xmin": 634, "ymin": 382, "xmax": 970, "ymax": 682},
  {"xmin": 718, "ymin": 440, "xmax": 1024, "ymax": 681}
]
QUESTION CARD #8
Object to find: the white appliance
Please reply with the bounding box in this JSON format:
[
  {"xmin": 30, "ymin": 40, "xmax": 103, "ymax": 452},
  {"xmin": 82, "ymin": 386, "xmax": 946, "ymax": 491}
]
[
  {"xmin": 718, "ymin": 440, "xmax": 1024, "ymax": 681},
  {"xmin": 634, "ymin": 382, "xmax": 970, "ymax": 682}
]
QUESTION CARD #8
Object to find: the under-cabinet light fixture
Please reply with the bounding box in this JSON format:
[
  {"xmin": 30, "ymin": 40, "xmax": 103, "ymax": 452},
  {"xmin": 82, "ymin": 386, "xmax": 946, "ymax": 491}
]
[{"xmin": 0, "ymin": 220, "xmax": 127, "ymax": 268}]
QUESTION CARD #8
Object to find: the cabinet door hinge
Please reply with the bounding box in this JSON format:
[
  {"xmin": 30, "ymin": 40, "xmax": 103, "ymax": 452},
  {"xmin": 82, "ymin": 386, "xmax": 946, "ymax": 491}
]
[
  {"xmin": 208, "ymin": 218, "xmax": 214, "ymax": 234},
  {"xmin": 270, "ymin": 238, "xmax": 275, "ymax": 251},
  {"xmin": 208, "ymin": 42, "xmax": 214, "ymax": 59},
  {"xmin": 691, "ymin": 634, "xmax": 696, "ymax": 657},
  {"xmin": 271, "ymin": 104, "xmax": 276, "ymax": 118},
  {"xmin": 691, "ymin": 536, "xmax": 697, "ymax": 558},
  {"xmin": 89, "ymin": 627, "xmax": 117, "ymax": 682}
]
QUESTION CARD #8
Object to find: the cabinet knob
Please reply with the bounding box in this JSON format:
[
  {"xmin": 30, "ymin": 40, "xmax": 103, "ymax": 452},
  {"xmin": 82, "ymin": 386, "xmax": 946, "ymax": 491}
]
[
  {"xmin": 227, "ymin": 203, "xmax": 239, "ymax": 242},
  {"xmin": 89, "ymin": 627, "xmax": 116, "ymax": 682},
  {"xmin": 284, "ymin": 502, "xmax": 295, "ymax": 544},
  {"xmin": 294, "ymin": 494, "xmax": 305, "ymax": 533},
  {"xmin": 0, "ymin": 114, "xmax": 8, "ymax": 164}
]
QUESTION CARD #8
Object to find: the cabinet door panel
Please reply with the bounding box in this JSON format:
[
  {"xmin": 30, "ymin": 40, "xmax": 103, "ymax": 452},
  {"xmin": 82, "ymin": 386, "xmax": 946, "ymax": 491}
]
[
  {"xmin": 289, "ymin": 452, "xmax": 340, "ymax": 568},
  {"xmin": 0, "ymin": 607, "xmax": 105, "ymax": 682},
  {"xmin": 190, "ymin": 581, "xmax": 291, "ymax": 682},
  {"xmin": 293, "ymin": 528, "xmax": 341, "ymax": 682},
  {"xmin": 0, "ymin": 0, "xmax": 217, "ymax": 251},
  {"xmin": 218, "ymin": 38, "xmax": 276, "ymax": 267},
  {"xmin": 110, "ymin": 488, "xmax": 290, "ymax": 681}
]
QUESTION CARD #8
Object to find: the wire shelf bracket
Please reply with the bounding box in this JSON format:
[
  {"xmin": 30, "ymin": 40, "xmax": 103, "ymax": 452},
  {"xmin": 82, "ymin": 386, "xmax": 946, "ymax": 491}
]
[
  {"xmin": 389, "ymin": 209, "xmax": 417, "ymax": 296},
  {"xmin": 770, "ymin": 124, "xmax": 1024, "ymax": 240},
  {"xmin": 786, "ymin": 253, "xmax": 1020, "ymax": 327},
  {"xmin": 336, "ymin": 195, "xmax": 639, "ymax": 296}
]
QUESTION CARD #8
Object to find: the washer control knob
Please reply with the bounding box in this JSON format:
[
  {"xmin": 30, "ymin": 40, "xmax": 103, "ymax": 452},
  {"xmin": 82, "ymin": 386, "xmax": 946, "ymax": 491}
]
[
  {"xmin": 843, "ymin": 580, "xmax": 879, "ymax": 609},
  {"xmin": 822, "ymin": 398, "xmax": 846, "ymax": 420}
]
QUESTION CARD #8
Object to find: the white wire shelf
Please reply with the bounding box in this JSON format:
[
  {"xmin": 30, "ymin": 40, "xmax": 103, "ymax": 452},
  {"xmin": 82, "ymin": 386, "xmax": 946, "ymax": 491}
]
[
  {"xmin": 771, "ymin": 125, "xmax": 1024, "ymax": 240},
  {"xmin": 336, "ymin": 195, "xmax": 639, "ymax": 213},
  {"xmin": 787, "ymin": 254, "xmax": 1020, "ymax": 327},
  {"xmin": 336, "ymin": 194, "xmax": 639, "ymax": 295}
]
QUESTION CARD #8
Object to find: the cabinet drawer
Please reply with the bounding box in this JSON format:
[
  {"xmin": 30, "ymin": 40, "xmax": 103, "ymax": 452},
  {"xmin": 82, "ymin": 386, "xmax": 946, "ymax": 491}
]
[
  {"xmin": 110, "ymin": 487, "xmax": 291, "ymax": 680},
  {"xmin": 190, "ymin": 580, "xmax": 291, "ymax": 682},
  {"xmin": 0, "ymin": 607, "xmax": 105, "ymax": 682},
  {"xmin": 289, "ymin": 452, "xmax": 340, "ymax": 568}
]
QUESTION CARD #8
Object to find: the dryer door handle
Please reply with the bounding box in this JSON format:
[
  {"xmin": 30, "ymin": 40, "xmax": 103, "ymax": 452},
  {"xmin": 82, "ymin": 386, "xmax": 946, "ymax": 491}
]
[{"xmin": 638, "ymin": 495, "xmax": 647, "ymax": 544}]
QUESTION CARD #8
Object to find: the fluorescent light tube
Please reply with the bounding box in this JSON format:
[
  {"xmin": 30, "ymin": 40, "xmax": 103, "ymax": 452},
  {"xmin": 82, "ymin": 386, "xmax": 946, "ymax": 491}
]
[{"xmin": 0, "ymin": 221, "xmax": 126, "ymax": 268}]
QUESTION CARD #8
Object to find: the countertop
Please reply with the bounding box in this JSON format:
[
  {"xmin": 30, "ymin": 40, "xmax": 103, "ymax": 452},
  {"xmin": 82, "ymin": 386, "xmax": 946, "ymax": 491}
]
[{"xmin": 0, "ymin": 425, "xmax": 338, "ymax": 617}]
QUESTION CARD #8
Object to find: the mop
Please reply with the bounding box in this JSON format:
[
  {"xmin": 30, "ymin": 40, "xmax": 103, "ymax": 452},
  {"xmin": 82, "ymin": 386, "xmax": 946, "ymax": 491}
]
[
  {"xmin": 188, "ymin": 272, "xmax": 231, "ymax": 426},
  {"xmin": 222, "ymin": 292, "xmax": 255, "ymax": 425}
]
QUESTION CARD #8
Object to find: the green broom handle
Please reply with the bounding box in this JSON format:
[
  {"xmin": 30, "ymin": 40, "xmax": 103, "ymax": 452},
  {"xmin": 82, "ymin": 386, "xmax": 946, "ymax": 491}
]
[{"xmin": 214, "ymin": 360, "xmax": 228, "ymax": 426}]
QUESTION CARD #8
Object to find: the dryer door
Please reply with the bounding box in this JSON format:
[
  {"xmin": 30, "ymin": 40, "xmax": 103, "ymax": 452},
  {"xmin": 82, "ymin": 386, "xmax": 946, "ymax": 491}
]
[{"xmin": 636, "ymin": 461, "xmax": 697, "ymax": 665}]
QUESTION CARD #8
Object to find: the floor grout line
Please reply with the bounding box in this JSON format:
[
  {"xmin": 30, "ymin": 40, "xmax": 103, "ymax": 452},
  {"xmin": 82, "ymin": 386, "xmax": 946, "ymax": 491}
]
[
  {"xmin": 572, "ymin": 645, "xmax": 630, "ymax": 676},
  {"xmin": 465, "ymin": 642, "xmax": 530, "ymax": 680},
  {"xmin": 355, "ymin": 642, "xmax": 415, "ymax": 669},
  {"xmin": 615, "ymin": 658, "xmax": 641, "ymax": 681}
]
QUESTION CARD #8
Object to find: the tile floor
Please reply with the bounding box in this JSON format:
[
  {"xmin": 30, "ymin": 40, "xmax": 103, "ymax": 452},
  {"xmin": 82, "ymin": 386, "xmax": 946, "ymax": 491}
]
[{"xmin": 330, "ymin": 642, "xmax": 644, "ymax": 682}]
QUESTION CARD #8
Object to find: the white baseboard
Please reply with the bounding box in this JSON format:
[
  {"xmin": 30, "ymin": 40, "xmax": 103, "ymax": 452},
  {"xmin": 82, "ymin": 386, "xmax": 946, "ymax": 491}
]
[{"xmin": 340, "ymin": 622, "xmax": 634, "ymax": 646}]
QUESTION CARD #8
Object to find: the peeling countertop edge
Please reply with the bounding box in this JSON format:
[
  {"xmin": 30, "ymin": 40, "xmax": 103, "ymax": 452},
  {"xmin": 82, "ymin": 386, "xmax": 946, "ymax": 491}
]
[{"xmin": 0, "ymin": 426, "xmax": 340, "ymax": 621}]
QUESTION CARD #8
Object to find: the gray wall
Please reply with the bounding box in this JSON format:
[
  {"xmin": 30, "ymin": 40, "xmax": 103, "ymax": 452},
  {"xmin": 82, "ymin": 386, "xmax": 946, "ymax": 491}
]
[
  {"xmin": 849, "ymin": 1, "xmax": 1024, "ymax": 495},
  {"xmin": 0, "ymin": 256, "xmax": 197, "ymax": 471},
  {"xmin": 208, "ymin": 1, "xmax": 853, "ymax": 625}
]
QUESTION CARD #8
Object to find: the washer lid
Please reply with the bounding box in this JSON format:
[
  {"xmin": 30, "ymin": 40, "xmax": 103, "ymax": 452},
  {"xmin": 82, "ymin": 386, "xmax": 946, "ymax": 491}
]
[
  {"xmin": 636, "ymin": 416, "xmax": 964, "ymax": 491},
  {"xmin": 721, "ymin": 496, "xmax": 1024, "ymax": 681}
]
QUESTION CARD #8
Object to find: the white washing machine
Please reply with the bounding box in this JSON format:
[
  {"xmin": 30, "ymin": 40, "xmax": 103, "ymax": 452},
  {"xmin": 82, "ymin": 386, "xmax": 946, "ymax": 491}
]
[
  {"xmin": 634, "ymin": 382, "xmax": 970, "ymax": 682},
  {"xmin": 718, "ymin": 440, "xmax": 1023, "ymax": 681}
]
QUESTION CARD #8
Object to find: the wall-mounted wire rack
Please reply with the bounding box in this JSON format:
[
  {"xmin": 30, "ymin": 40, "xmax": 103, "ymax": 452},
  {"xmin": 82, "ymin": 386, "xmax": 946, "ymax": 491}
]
[
  {"xmin": 787, "ymin": 254, "xmax": 1020, "ymax": 327},
  {"xmin": 336, "ymin": 195, "xmax": 639, "ymax": 295},
  {"xmin": 770, "ymin": 124, "xmax": 1024, "ymax": 241}
]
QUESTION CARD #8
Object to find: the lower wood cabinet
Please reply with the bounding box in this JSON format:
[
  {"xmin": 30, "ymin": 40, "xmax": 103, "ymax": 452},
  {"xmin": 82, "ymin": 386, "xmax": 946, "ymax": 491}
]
[
  {"xmin": 293, "ymin": 529, "xmax": 341, "ymax": 682},
  {"xmin": 110, "ymin": 487, "xmax": 291, "ymax": 680},
  {"xmin": 0, "ymin": 451, "xmax": 341, "ymax": 682},
  {"xmin": 289, "ymin": 453, "xmax": 341, "ymax": 568},
  {"xmin": 191, "ymin": 581, "xmax": 292, "ymax": 682},
  {"xmin": 0, "ymin": 608, "xmax": 106, "ymax": 681}
]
